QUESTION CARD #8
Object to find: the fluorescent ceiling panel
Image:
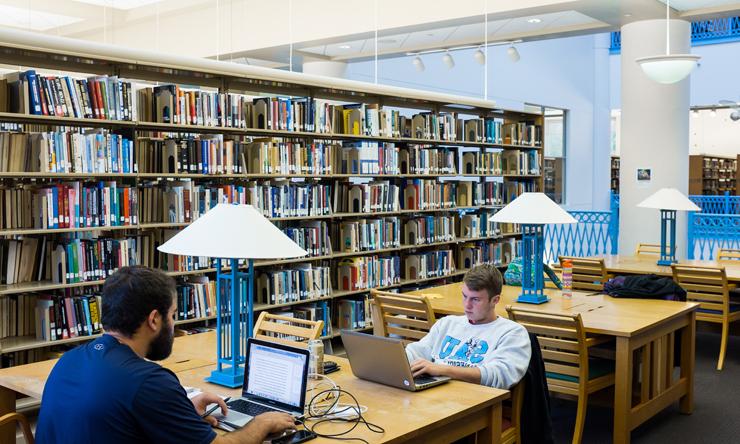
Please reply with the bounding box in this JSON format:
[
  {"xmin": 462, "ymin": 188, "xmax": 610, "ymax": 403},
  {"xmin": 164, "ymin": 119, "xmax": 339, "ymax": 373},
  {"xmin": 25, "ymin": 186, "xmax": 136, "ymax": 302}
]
[
  {"xmin": 73, "ymin": 0, "xmax": 164, "ymax": 10},
  {"xmin": 0, "ymin": 5, "xmax": 83, "ymax": 31}
]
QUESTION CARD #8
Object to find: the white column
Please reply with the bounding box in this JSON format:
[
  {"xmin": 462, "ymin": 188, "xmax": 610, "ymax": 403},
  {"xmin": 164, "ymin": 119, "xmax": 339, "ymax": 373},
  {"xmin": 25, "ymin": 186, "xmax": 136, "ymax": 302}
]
[{"xmin": 619, "ymin": 19, "xmax": 692, "ymax": 257}]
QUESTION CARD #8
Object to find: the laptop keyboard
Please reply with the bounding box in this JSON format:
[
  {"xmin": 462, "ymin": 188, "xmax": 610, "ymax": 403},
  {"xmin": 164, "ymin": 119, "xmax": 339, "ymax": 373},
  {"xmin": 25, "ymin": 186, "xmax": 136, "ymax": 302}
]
[
  {"xmin": 228, "ymin": 399, "xmax": 278, "ymax": 417},
  {"xmin": 413, "ymin": 376, "xmax": 438, "ymax": 385}
]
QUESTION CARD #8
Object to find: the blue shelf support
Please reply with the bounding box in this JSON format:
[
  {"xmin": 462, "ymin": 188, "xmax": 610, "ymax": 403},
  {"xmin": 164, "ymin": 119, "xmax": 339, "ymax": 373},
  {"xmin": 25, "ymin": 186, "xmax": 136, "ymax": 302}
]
[
  {"xmin": 658, "ymin": 209, "xmax": 678, "ymax": 266},
  {"xmin": 206, "ymin": 258, "xmax": 253, "ymax": 388},
  {"xmin": 519, "ymin": 224, "xmax": 549, "ymax": 304}
]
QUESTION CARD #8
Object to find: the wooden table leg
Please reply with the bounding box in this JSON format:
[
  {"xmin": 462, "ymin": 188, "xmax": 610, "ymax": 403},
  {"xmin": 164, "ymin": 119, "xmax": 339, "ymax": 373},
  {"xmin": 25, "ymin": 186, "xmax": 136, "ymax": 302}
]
[
  {"xmin": 679, "ymin": 311, "xmax": 696, "ymax": 414},
  {"xmin": 613, "ymin": 336, "xmax": 633, "ymax": 444},
  {"xmin": 0, "ymin": 386, "xmax": 16, "ymax": 444},
  {"xmin": 476, "ymin": 401, "xmax": 503, "ymax": 444}
]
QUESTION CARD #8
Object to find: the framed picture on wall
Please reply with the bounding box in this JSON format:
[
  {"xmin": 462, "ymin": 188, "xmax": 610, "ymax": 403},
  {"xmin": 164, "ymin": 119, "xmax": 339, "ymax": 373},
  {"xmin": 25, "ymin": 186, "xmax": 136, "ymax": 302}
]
[{"xmin": 637, "ymin": 168, "xmax": 652, "ymax": 182}]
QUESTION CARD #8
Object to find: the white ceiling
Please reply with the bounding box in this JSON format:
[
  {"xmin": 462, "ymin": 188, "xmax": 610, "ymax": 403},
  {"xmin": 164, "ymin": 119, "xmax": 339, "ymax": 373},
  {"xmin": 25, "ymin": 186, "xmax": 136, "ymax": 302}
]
[{"xmin": 0, "ymin": 0, "xmax": 738, "ymax": 67}]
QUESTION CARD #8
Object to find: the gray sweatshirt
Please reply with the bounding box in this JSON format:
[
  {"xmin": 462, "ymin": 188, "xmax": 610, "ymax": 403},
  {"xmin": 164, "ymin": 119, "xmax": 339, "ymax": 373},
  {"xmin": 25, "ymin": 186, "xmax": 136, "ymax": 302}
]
[{"xmin": 405, "ymin": 315, "xmax": 531, "ymax": 389}]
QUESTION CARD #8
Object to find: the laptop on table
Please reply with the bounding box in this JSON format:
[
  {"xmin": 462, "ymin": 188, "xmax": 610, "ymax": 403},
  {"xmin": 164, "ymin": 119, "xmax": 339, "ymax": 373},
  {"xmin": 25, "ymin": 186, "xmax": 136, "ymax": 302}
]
[
  {"xmin": 213, "ymin": 338, "xmax": 309, "ymax": 428},
  {"xmin": 341, "ymin": 330, "xmax": 450, "ymax": 391}
]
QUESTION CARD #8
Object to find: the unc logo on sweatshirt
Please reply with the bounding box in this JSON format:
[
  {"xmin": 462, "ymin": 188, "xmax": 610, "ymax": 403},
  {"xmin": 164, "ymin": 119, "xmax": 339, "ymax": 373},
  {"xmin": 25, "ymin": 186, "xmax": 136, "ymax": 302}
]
[{"xmin": 438, "ymin": 335, "xmax": 489, "ymax": 365}]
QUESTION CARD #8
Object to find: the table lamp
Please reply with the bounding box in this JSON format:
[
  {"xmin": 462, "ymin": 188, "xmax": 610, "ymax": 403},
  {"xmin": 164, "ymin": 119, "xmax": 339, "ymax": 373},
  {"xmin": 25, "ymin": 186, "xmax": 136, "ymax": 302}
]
[
  {"xmin": 492, "ymin": 193, "xmax": 577, "ymax": 304},
  {"xmin": 158, "ymin": 203, "xmax": 307, "ymax": 387},
  {"xmin": 637, "ymin": 188, "xmax": 700, "ymax": 266}
]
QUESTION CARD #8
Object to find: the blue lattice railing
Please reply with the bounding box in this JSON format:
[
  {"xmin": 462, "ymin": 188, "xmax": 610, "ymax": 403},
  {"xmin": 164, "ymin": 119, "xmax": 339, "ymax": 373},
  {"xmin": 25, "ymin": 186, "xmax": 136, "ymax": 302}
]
[
  {"xmin": 610, "ymin": 16, "xmax": 740, "ymax": 53},
  {"xmin": 544, "ymin": 210, "xmax": 618, "ymax": 264},
  {"xmin": 689, "ymin": 192, "xmax": 740, "ymax": 215},
  {"xmin": 688, "ymin": 213, "xmax": 740, "ymax": 259}
]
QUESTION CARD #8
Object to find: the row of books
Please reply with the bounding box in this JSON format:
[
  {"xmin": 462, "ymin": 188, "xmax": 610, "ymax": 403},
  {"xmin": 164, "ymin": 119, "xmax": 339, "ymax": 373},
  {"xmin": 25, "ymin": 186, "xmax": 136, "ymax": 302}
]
[
  {"xmin": 138, "ymin": 135, "xmax": 245, "ymax": 175},
  {"xmin": 247, "ymin": 181, "xmax": 332, "ymax": 218},
  {"xmin": 138, "ymin": 182, "xmax": 246, "ymax": 224},
  {"xmin": 404, "ymin": 249, "xmax": 455, "ymax": 280},
  {"xmin": 460, "ymin": 211, "xmax": 499, "ymax": 239},
  {"xmin": 459, "ymin": 241, "xmax": 507, "ymax": 269},
  {"xmin": 1, "ymin": 182, "xmax": 138, "ymax": 230},
  {"xmin": 504, "ymin": 181, "xmax": 539, "ymax": 204},
  {"xmin": 403, "ymin": 179, "xmax": 457, "ymax": 210},
  {"xmin": 8, "ymin": 71, "xmax": 134, "ymax": 121},
  {"xmin": 255, "ymin": 265, "xmax": 332, "ymax": 305},
  {"xmin": 283, "ymin": 222, "xmax": 332, "ymax": 257},
  {"xmin": 335, "ymin": 296, "xmax": 372, "ymax": 331},
  {"xmin": 462, "ymin": 151, "xmax": 502, "ymax": 175},
  {"xmin": 246, "ymin": 140, "xmax": 335, "ymax": 175},
  {"xmin": 501, "ymin": 150, "xmax": 541, "ymax": 175},
  {"xmin": 176, "ymin": 277, "xmax": 216, "ymax": 321},
  {"xmin": 333, "ymin": 181, "xmax": 401, "ymax": 214},
  {"xmin": 337, "ymin": 218, "xmax": 402, "ymax": 253},
  {"xmin": 337, "ymin": 255, "xmax": 402, "ymax": 291},
  {"xmin": 403, "ymin": 215, "xmax": 456, "ymax": 246},
  {"xmin": 1, "ymin": 293, "xmax": 37, "ymax": 339},
  {"xmin": 0, "ymin": 130, "xmax": 134, "ymax": 174},
  {"xmin": 141, "ymin": 85, "xmax": 250, "ymax": 128},
  {"xmin": 35, "ymin": 294, "xmax": 103, "ymax": 341},
  {"xmin": 404, "ymin": 146, "xmax": 457, "ymax": 175}
]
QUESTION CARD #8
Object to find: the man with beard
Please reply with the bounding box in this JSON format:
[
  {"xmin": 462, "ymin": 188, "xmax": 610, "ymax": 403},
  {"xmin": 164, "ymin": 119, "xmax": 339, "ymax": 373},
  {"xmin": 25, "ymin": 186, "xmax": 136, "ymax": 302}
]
[{"xmin": 36, "ymin": 266, "xmax": 294, "ymax": 444}]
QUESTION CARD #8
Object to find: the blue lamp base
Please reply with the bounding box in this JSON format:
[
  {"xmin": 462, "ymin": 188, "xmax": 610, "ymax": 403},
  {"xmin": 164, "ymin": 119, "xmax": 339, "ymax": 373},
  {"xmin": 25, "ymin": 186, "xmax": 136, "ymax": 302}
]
[
  {"xmin": 516, "ymin": 292, "xmax": 550, "ymax": 304},
  {"xmin": 657, "ymin": 209, "xmax": 678, "ymax": 266},
  {"xmin": 206, "ymin": 366, "xmax": 245, "ymax": 388},
  {"xmin": 657, "ymin": 258, "xmax": 677, "ymax": 266}
]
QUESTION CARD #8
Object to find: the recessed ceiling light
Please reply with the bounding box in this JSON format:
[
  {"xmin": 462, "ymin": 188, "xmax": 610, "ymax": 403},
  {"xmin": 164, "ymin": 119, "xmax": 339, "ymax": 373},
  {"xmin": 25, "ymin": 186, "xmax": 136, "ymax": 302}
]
[
  {"xmin": 339, "ymin": 45, "xmax": 351, "ymax": 49},
  {"xmin": 527, "ymin": 18, "xmax": 542, "ymax": 24},
  {"xmin": 378, "ymin": 38, "xmax": 397, "ymax": 44}
]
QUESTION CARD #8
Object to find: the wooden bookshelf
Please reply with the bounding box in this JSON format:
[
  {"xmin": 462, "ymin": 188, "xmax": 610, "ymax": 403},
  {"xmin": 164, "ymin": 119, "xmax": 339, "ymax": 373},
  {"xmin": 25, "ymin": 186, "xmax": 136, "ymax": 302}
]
[
  {"xmin": 689, "ymin": 154, "xmax": 737, "ymax": 195},
  {"xmin": 0, "ymin": 39, "xmax": 541, "ymax": 363}
]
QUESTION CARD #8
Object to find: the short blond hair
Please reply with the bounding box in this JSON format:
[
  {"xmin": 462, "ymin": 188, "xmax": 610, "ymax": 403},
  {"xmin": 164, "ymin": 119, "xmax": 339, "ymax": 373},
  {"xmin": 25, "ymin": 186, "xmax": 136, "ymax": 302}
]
[{"xmin": 463, "ymin": 264, "xmax": 503, "ymax": 300}]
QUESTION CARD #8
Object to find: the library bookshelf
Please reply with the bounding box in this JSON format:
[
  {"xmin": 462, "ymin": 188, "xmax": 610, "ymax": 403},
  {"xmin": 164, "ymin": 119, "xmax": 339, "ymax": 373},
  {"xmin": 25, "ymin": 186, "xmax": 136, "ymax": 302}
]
[{"xmin": 0, "ymin": 29, "xmax": 542, "ymax": 367}]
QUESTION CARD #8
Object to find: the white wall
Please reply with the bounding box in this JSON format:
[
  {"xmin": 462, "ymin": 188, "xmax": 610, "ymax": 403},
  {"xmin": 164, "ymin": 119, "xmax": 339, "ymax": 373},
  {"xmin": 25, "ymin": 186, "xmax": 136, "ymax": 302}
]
[
  {"xmin": 347, "ymin": 33, "xmax": 613, "ymax": 211},
  {"xmin": 690, "ymin": 108, "xmax": 740, "ymax": 158}
]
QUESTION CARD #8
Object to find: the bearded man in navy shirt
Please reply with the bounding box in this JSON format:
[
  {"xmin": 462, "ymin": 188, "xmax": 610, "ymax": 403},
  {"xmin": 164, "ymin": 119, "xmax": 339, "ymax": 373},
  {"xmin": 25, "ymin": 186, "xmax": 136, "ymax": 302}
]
[{"xmin": 36, "ymin": 266, "xmax": 294, "ymax": 444}]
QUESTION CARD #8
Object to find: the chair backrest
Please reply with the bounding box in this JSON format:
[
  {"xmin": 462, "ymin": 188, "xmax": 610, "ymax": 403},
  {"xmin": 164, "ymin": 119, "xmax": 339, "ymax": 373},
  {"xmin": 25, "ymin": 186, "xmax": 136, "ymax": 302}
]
[
  {"xmin": 501, "ymin": 379, "xmax": 526, "ymax": 444},
  {"xmin": 635, "ymin": 243, "xmax": 664, "ymax": 257},
  {"xmin": 717, "ymin": 248, "xmax": 740, "ymax": 262},
  {"xmin": 252, "ymin": 312, "xmax": 324, "ymax": 348},
  {"xmin": 0, "ymin": 412, "xmax": 34, "ymax": 444},
  {"xmin": 558, "ymin": 256, "xmax": 610, "ymax": 291},
  {"xmin": 370, "ymin": 289, "xmax": 435, "ymax": 343},
  {"xmin": 506, "ymin": 306, "xmax": 588, "ymax": 391},
  {"xmin": 671, "ymin": 265, "xmax": 730, "ymax": 315}
]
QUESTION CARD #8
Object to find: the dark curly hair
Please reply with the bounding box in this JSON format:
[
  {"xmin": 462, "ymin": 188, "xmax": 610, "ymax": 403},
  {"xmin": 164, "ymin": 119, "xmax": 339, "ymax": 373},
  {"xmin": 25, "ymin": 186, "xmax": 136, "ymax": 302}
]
[{"xmin": 101, "ymin": 266, "xmax": 176, "ymax": 337}]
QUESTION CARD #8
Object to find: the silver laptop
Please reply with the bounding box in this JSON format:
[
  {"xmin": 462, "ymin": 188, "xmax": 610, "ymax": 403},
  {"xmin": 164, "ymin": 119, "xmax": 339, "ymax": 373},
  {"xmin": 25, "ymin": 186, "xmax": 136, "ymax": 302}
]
[
  {"xmin": 341, "ymin": 330, "xmax": 450, "ymax": 391},
  {"xmin": 213, "ymin": 338, "xmax": 309, "ymax": 428}
]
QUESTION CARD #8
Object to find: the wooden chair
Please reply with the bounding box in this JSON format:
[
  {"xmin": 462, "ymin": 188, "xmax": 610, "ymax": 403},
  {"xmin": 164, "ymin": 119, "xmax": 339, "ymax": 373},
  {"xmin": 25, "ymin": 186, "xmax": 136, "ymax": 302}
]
[
  {"xmin": 0, "ymin": 412, "xmax": 34, "ymax": 444},
  {"xmin": 506, "ymin": 306, "xmax": 614, "ymax": 444},
  {"xmin": 717, "ymin": 248, "xmax": 740, "ymax": 261},
  {"xmin": 252, "ymin": 312, "xmax": 323, "ymax": 349},
  {"xmin": 671, "ymin": 264, "xmax": 740, "ymax": 370},
  {"xmin": 635, "ymin": 243, "xmax": 664, "ymax": 257},
  {"xmin": 501, "ymin": 379, "xmax": 525, "ymax": 444},
  {"xmin": 558, "ymin": 256, "xmax": 613, "ymax": 292},
  {"xmin": 370, "ymin": 289, "xmax": 435, "ymax": 344}
]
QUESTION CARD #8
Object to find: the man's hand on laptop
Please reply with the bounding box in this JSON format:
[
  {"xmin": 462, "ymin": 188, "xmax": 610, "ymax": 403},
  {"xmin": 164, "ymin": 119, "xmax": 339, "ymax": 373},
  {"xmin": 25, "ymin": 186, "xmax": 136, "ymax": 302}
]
[
  {"xmin": 191, "ymin": 392, "xmax": 229, "ymax": 427},
  {"xmin": 410, "ymin": 358, "xmax": 446, "ymax": 378},
  {"xmin": 251, "ymin": 412, "xmax": 296, "ymax": 435}
]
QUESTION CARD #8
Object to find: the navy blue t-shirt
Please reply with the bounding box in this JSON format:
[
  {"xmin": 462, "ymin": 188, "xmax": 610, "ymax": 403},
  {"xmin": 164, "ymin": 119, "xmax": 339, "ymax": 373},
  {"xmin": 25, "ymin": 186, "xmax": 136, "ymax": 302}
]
[{"xmin": 36, "ymin": 334, "xmax": 216, "ymax": 444}]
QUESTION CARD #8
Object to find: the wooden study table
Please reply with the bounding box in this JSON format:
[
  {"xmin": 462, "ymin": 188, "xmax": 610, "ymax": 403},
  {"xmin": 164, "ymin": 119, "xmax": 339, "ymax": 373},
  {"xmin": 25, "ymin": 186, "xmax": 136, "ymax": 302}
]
[
  {"xmin": 0, "ymin": 330, "xmax": 509, "ymax": 444},
  {"xmin": 405, "ymin": 283, "xmax": 699, "ymax": 444},
  {"xmin": 595, "ymin": 254, "xmax": 740, "ymax": 282}
]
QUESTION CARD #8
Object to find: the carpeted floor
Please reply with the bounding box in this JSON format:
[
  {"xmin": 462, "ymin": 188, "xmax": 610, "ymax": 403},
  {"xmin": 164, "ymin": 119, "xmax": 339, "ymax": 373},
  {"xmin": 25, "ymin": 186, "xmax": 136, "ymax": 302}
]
[{"xmin": 550, "ymin": 330, "xmax": 740, "ymax": 443}]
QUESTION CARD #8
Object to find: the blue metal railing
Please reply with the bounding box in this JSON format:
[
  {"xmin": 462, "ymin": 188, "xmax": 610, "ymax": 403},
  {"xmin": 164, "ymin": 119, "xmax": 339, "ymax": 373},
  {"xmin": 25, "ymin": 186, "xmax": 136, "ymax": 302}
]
[
  {"xmin": 689, "ymin": 191, "xmax": 740, "ymax": 214},
  {"xmin": 610, "ymin": 16, "xmax": 740, "ymax": 53},
  {"xmin": 687, "ymin": 212, "xmax": 740, "ymax": 259},
  {"xmin": 544, "ymin": 210, "xmax": 618, "ymax": 264}
]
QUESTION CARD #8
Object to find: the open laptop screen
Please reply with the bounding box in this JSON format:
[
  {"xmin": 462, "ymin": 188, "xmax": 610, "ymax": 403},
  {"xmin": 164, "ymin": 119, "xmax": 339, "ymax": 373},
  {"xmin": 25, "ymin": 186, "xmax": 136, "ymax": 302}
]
[{"xmin": 244, "ymin": 339, "xmax": 309, "ymax": 411}]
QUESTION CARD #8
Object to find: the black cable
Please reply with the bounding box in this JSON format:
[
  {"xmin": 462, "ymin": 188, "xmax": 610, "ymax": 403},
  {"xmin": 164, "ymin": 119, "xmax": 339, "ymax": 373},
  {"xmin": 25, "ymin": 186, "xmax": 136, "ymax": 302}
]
[{"xmin": 299, "ymin": 387, "xmax": 385, "ymax": 444}]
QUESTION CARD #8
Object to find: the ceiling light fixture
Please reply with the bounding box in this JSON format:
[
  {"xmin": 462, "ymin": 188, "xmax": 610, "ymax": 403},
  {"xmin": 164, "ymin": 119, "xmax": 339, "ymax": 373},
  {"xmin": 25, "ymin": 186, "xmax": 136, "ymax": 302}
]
[
  {"xmin": 473, "ymin": 47, "xmax": 486, "ymax": 65},
  {"xmin": 339, "ymin": 44, "xmax": 351, "ymax": 49},
  {"xmin": 507, "ymin": 45, "xmax": 520, "ymax": 63},
  {"xmin": 527, "ymin": 18, "xmax": 542, "ymax": 24},
  {"xmin": 442, "ymin": 51, "xmax": 455, "ymax": 69},
  {"xmin": 412, "ymin": 55, "xmax": 425, "ymax": 72},
  {"xmin": 635, "ymin": 0, "xmax": 700, "ymax": 84}
]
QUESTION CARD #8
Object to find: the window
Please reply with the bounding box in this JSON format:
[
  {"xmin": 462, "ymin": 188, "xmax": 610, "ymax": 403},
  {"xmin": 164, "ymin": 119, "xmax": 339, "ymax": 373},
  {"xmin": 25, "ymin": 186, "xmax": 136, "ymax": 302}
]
[{"xmin": 544, "ymin": 108, "xmax": 566, "ymax": 204}]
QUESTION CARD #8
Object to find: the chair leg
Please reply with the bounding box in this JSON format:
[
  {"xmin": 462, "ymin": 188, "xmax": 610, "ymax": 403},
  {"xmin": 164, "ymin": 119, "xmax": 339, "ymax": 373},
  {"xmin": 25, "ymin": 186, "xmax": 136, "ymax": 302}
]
[
  {"xmin": 572, "ymin": 392, "xmax": 589, "ymax": 444},
  {"xmin": 718, "ymin": 320, "xmax": 729, "ymax": 371}
]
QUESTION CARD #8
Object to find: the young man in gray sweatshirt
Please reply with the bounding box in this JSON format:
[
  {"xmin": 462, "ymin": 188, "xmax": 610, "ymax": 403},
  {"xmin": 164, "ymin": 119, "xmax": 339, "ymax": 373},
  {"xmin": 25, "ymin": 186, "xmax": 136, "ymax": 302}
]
[{"xmin": 405, "ymin": 264, "xmax": 531, "ymax": 389}]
